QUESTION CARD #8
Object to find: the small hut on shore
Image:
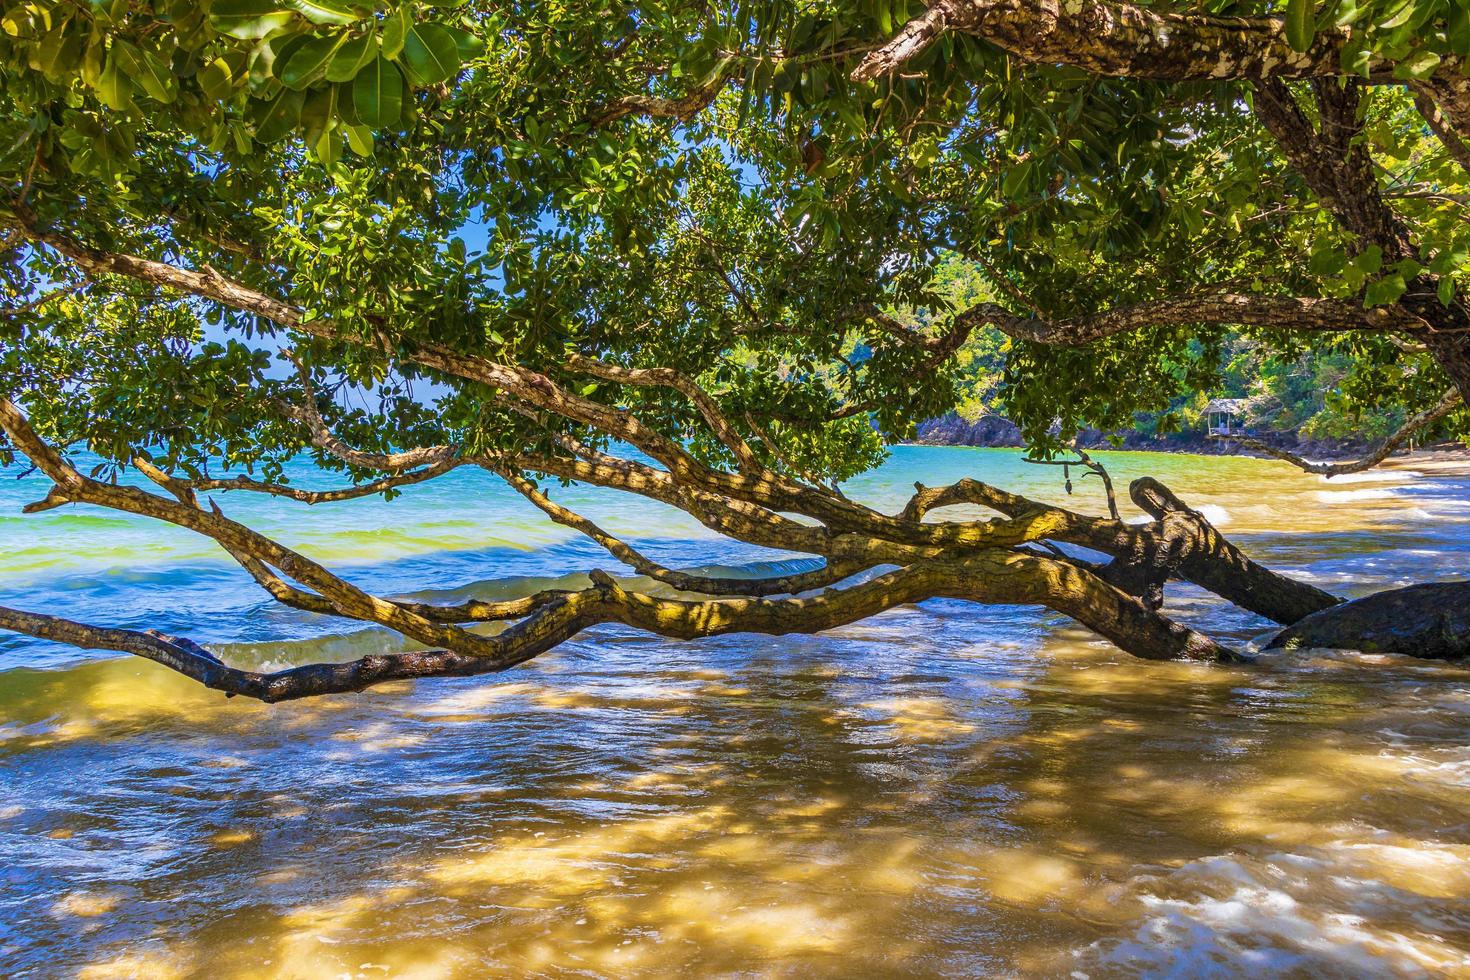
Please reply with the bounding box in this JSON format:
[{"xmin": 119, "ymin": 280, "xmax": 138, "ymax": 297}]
[{"xmin": 1205, "ymin": 398, "xmax": 1247, "ymax": 436}]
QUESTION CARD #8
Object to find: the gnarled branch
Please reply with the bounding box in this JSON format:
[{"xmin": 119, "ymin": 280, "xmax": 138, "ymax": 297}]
[{"xmin": 852, "ymin": 0, "xmax": 1465, "ymax": 99}]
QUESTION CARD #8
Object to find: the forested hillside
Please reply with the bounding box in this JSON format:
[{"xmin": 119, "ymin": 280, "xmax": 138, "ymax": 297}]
[{"xmin": 904, "ymin": 255, "xmax": 1428, "ymax": 452}]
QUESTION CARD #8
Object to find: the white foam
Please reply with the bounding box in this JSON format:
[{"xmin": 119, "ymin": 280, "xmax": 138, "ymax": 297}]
[
  {"xmin": 1315, "ymin": 488, "xmax": 1398, "ymax": 503},
  {"xmin": 1073, "ymin": 851, "xmax": 1470, "ymax": 977},
  {"xmin": 1318, "ymin": 470, "xmax": 1418, "ymax": 485},
  {"xmin": 1194, "ymin": 504, "xmax": 1231, "ymax": 526}
]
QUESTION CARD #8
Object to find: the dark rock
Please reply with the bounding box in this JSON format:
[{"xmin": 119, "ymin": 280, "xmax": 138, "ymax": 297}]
[
  {"xmin": 910, "ymin": 411, "xmax": 1398, "ymax": 461},
  {"xmin": 912, "ymin": 414, "xmax": 1024, "ymax": 447},
  {"xmin": 1266, "ymin": 581, "xmax": 1470, "ymax": 659}
]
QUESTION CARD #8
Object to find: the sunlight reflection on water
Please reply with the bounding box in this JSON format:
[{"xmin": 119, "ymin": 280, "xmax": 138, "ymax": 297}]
[{"xmin": 2, "ymin": 447, "xmax": 1469, "ymax": 977}]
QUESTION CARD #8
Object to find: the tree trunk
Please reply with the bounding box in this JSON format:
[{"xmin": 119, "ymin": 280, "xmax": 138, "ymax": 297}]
[
  {"xmin": 1426, "ymin": 331, "xmax": 1470, "ymax": 406},
  {"xmin": 1267, "ymin": 581, "xmax": 1470, "ymax": 659},
  {"xmin": 1126, "ymin": 478, "xmax": 1343, "ymax": 625}
]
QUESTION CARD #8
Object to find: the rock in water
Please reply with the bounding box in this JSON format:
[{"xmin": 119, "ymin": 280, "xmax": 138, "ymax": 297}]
[{"xmin": 1267, "ymin": 581, "xmax": 1470, "ymax": 659}]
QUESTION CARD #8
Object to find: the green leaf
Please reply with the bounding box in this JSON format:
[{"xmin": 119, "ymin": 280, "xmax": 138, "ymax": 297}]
[
  {"xmin": 334, "ymin": 80, "xmax": 360, "ymax": 123},
  {"xmin": 33, "ymin": 20, "xmax": 69, "ymax": 75},
  {"xmin": 1003, "ymin": 158, "xmax": 1033, "ymax": 197},
  {"xmin": 312, "ymin": 124, "xmax": 342, "ymax": 166},
  {"xmin": 1438, "ymin": 276, "xmax": 1457, "ymax": 306},
  {"xmin": 96, "ymin": 53, "xmax": 133, "ymax": 110},
  {"xmin": 253, "ymin": 88, "xmax": 305, "ymax": 141},
  {"xmin": 344, "ymin": 122, "xmax": 373, "ymax": 155},
  {"xmin": 1338, "ymin": 34, "xmax": 1372, "ymax": 76},
  {"xmin": 1285, "ymin": 0, "xmax": 1315, "ymax": 53},
  {"xmin": 381, "ymin": 6, "xmax": 410, "ymax": 59},
  {"xmin": 1450, "ymin": 2, "xmax": 1470, "ymax": 57},
  {"xmin": 269, "ymin": 33, "xmax": 314, "ymax": 79},
  {"xmin": 286, "ymin": 0, "xmax": 365, "ymax": 26},
  {"xmin": 281, "ymin": 33, "xmax": 344, "ymax": 89},
  {"xmin": 80, "ymin": 34, "xmax": 103, "ymax": 85},
  {"xmin": 198, "ymin": 56, "xmax": 235, "ymax": 101},
  {"xmin": 401, "ymin": 22, "xmax": 459, "ymax": 84},
  {"xmin": 1332, "ymin": 0, "xmax": 1363, "ymax": 26},
  {"xmin": 1363, "ymin": 273, "xmax": 1407, "ymax": 307},
  {"xmin": 1376, "ymin": 0, "xmax": 1417, "ymax": 29},
  {"xmin": 440, "ymin": 25, "xmax": 484, "ymax": 60},
  {"xmin": 325, "ymin": 29, "xmax": 375, "ymax": 81},
  {"xmin": 1394, "ymin": 47, "xmax": 1441, "ymax": 80},
  {"xmin": 209, "ymin": 0, "xmax": 294, "ymax": 39},
  {"xmin": 352, "ymin": 54, "xmax": 403, "ymax": 127},
  {"xmin": 115, "ymin": 43, "xmax": 178, "ymax": 103},
  {"xmin": 300, "ymin": 83, "xmax": 337, "ymax": 143},
  {"xmin": 1357, "ymin": 243, "xmax": 1384, "ymax": 274},
  {"xmin": 143, "ymin": 50, "xmax": 180, "ymax": 103}
]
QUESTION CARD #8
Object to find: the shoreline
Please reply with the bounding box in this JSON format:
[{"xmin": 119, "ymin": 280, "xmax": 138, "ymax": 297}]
[
  {"xmin": 906, "ymin": 413, "xmax": 1470, "ymax": 465},
  {"xmin": 898, "ymin": 437, "xmax": 1470, "ymax": 469}
]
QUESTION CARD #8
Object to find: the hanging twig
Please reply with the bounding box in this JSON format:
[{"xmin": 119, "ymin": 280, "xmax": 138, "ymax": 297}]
[{"xmin": 1023, "ymin": 447, "xmax": 1120, "ymax": 520}]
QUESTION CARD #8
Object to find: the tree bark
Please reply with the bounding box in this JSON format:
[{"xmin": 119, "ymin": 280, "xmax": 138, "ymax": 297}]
[{"xmin": 1267, "ymin": 582, "xmax": 1470, "ymax": 659}]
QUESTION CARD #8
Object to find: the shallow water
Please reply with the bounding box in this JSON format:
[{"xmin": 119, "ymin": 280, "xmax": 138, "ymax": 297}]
[{"xmin": 2, "ymin": 446, "xmax": 1469, "ymax": 977}]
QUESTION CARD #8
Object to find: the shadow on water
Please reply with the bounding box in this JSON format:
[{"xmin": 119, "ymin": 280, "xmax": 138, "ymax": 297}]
[{"xmin": 5, "ymin": 617, "xmax": 1470, "ymax": 977}]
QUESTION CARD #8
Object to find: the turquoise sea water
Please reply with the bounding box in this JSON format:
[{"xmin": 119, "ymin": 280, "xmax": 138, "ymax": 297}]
[{"xmin": 3, "ymin": 446, "xmax": 1470, "ymax": 977}]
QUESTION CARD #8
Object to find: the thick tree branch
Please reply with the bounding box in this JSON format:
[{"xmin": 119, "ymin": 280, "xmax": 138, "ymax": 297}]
[
  {"xmin": 0, "ymin": 546, "xmax": 1241, "ymax": 706},
  {"xmin": 0, "ymin": 596, "xmax": 598, "ymax": 702},
  {"xmin": 963, "ymin": 292, "xmax": 1421, "ymax": 346},
  {"xmin": 1413, "ymin": 87, "xmax": 1470, "ymax": 175},
  {"xmin": 851, "ymin": 0, "xmax": 1466, "ymax": 99},
  {"xmin": 901, "ymin": 475, "xmax": 1341, "ymax": 624},
  {"xmin": 492, "ymin": 464, "xmax": 860, "ymax": 595},
  {"xmin": 589, "ymin": 75, "xmax": 729, "ymax": 127}
]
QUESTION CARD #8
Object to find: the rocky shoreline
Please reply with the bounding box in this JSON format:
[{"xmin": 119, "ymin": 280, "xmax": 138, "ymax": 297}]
[{"xmin": 908, "ymin": 412, "xmax": 1426, "ymax": 461}]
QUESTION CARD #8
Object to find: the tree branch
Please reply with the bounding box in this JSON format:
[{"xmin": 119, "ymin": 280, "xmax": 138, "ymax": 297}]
[
  {"xmin": 0, "ymin": 597, "xmax": 597, "ymax": 703},
  {"xmin": 281, "ymin": 353, "xmax": 456, "ymax": 472},
  {"xmin": 589, "ymin": 75, "xmax": 730, "ymax": 127},
  {"xmin": 492, "ymin": 463, "xmax": 861, "ymax": 595},
  {"xmin": 1212, "ymin": 388, "xmax": 1462, "ymax": 477},
  {"xmin": 964, "ymin": 291, "xmax": 1421, "ymax": 346},
  {"xmin": 180, "ymin": 459, "xmax": 468, "ymax": 504},
  {"xmin": 564, "ymin": 353, "xmax": 764, "ymax": 474},
  {"xmin": 1413, "ymin": 87, "xmax": 1470, "ymax": 175},
  {"xmin": 851, "ymin": 0, "xmax": 1463, "ymax": 92},
  {"xmin": 900, "ymin": 475, "xmax": 1340, "ymax": 624}
]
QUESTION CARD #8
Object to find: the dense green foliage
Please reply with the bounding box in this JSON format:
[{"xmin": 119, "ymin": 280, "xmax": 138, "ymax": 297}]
[{"xmin": 2, "ymin": 0, "xmax": 1468, "ymax": 481}]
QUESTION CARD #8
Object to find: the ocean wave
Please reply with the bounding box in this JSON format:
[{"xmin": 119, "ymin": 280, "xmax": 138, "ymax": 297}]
[{"xmin": 1315, "ymin": 488, "xmax": 1400, "ymax": 503}]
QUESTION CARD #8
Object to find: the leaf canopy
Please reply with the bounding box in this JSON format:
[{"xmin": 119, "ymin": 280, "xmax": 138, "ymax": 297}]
[{"xmin": 1, "ymin": 0, "xmax": 1467, "ymax": 481}]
